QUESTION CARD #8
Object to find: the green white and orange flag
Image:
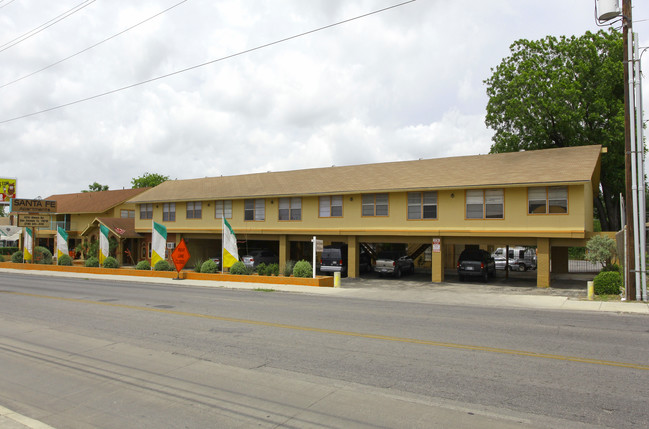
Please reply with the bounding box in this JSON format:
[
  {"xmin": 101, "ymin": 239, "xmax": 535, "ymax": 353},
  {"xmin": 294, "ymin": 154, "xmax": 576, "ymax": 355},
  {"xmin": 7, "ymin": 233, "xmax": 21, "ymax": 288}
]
[
  {"xmin": 23, "ymin": 227, "xmax": 33, "ymax": 262},
  {"xmin": 222, "ymin": 217, "xmax": 239, "ymax": 269},
  {"xmin": 151, "ymin": 221, "xmax": 167, "ymax": 268},
  {"xmin": 99, "ymin": 224, "xmax": 109, "ymax": 265},
  {"xmin": 57, "ymin": 226, "xmax": 69, "ymax": 259}
]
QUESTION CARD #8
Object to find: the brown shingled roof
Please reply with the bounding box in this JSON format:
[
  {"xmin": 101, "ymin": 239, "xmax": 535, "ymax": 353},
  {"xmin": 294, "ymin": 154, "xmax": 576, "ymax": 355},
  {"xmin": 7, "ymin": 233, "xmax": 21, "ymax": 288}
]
[
  {"xmin": 45, "ymin": 188, "xmax": 150, "ymax": 214},
  {"xmin": 129, "ymin": 145, "xmax": 602, "ymax": 203}
]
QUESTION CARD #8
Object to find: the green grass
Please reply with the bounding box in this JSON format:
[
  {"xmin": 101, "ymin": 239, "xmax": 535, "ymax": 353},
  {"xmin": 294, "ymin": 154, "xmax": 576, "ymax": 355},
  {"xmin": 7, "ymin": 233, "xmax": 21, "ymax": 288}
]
[
  {"xmin": 254, "ymin": 288, "xmax": 275, "ymax": 292},
  {"xmin": 593, "ymin": 294, "xmax": 621, "ymax": 302}
]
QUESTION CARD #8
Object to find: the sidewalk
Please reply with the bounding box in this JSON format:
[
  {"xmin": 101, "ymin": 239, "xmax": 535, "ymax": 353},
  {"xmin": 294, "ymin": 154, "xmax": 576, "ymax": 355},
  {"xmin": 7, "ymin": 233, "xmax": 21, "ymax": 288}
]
[{"xmin": 2, "ymin": 267, "xmax": 648, "ymax": 314}]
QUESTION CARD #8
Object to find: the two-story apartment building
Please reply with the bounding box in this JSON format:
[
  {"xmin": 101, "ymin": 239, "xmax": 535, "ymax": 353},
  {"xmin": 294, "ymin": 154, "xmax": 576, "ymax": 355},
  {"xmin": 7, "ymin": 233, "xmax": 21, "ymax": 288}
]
[{"xmin": 128, "ymin": 145, "xmax": 603, "ymax": 287}]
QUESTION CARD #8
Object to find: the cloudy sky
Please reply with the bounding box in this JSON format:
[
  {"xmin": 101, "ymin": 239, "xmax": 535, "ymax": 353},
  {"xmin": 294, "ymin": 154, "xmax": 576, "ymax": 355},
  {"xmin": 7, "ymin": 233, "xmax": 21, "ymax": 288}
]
[{"xmin": 1, "ymin": 0, "xmax": 648, "ymax": 200}]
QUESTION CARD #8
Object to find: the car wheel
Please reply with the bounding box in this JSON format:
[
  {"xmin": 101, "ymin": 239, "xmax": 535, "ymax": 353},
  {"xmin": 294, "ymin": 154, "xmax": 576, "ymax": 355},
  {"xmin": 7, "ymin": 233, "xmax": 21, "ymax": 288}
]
[
  {"xmin": 395, "ymin": 268, "xmax": 401, "ymax": 279},
  {"xmin": 483, "ymin": 270, "xmax": 489, "ymax": 282},
  {"xmin": 518, "ymin": 264, "xmax": 526, "ymax": 272}
]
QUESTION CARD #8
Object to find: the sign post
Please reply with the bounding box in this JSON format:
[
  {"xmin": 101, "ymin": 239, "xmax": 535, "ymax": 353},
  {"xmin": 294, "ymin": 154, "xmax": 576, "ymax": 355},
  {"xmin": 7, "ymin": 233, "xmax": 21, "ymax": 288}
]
[
  {"xmin": 11, "ymin": 199, "xmax": 58, "ymax": 264},
  {"xmin": 171, "ymin": 239, "xmax": 191, "ymax": 280}
]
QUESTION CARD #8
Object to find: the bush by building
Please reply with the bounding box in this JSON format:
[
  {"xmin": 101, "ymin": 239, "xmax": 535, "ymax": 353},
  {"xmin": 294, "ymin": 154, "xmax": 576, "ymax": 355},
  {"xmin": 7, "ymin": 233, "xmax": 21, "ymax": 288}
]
[
  {"xmin": 135, "ymin": 260, "xmax": 151, "ymax": 270},
  {"xmin": 154, "ymin": 260, "xmax": 173, "ymax": 271},
  {"xmin": 11, "ymin": 251, "xmax": 23, "ymax": 263},
  {"xmin": 593, "ymin": 271, "xmax": 622, "ymax": 295},
  {"xmin": 34, "ymin": 246, "xmax": 52, "ymax": 265},
  {"xmin": 103, "ymin": 256, "xmax": 120, "ymax": 269},
  {"xmin": 58, "ymin": 254, "xmax": 73, "ymax": 266},
  {"xmin": 85, "ymin": 257, "xmax": 99, "ymax": 267},
  {"xmin": 293, "ymin": 260, "xmax": 312, "ymax": 278},
  {"xmin": 200, "ymin": 259, "xmax": 219, "ymax": 273}
]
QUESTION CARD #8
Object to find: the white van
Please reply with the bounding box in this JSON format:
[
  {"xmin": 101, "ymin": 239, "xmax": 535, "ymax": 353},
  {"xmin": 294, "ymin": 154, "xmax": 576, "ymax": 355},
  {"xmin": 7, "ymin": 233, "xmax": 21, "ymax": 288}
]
[{"xmin": 492, "ymin": 247, "xmax": 537, "ymax": 271}]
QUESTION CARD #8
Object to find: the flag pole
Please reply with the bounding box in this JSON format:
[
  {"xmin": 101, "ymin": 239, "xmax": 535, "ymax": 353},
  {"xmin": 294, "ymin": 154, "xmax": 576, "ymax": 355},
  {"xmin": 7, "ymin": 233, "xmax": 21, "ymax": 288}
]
[{"xmin": 221, "ymin": 216, "xmax": 224, "ymax": 274}]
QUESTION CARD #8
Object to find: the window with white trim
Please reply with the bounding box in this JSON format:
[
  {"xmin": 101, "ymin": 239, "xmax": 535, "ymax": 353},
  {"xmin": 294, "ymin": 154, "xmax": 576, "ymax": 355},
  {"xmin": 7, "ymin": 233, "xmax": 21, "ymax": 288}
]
[
  {"xmin": 214, "ymin": 200, "xmax": 232, "ymax": 219},
  {"xmin": 139, "ymin": 203, "xmax": 153, "ymax": 220},
  {"xmin": 408, "ymin": 192, "xmax": 437, "ymax": 220},
  {"xmin": 319, "ymin": 195, "xmax": 343, "ymax": 217}
]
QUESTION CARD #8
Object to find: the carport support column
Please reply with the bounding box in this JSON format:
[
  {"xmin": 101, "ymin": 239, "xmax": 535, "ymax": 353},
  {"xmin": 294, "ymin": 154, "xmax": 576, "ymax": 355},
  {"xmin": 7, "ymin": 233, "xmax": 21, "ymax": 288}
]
[
  {"xmin": 537, "ymin": 238, "xmax": 550, "ymax": 288},
  {"xmin": 431, "ymin": 237, "xmax": 444, "ymax": 283},
  {"xmin": 279, "ymin": 235, "xmax": 288, "ymax": 273},
  {"xmin": 348, "ymin": 235, "xmax": 358, "ymax": 278}
]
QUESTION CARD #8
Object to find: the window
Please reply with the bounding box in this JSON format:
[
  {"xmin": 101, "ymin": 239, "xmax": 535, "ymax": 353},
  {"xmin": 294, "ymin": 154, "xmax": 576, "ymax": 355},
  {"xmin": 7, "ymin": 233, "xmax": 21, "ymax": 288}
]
[
  {"xmin": 408, "ymin": 192, "xmax": 437, "ymax": 220},
  {"xmin": 187, "ymin": 201, "xmax": 202, "ymax": 219},
  {"xmin": 362, "ymin": 193, "xmax": 389, "ymax": 217},
  {"xmin": 466, "ymin": 189, "xmax": 504, "ymax": 219},
  {"xmin": 215, "ymin": 200, "xmax": 232, "ymax": 219},
  {"xmin": 279, "ymin": 197, "xmax": 301, "ymax": 220},
  {"xmin": 319, "ymin": 196, "xmax": 343, "ymax": 217},
  {"xmin": 528, "ymin": 186, "xmax": 568, "ymax": 214},
  {"xmin": 163, "ymin": 203, "xmax": 175, "ymax": 222},
  {"xmin": 121, "ymin": 209, "xmax": 135, "ymax": 218},
  {"xmin": 244, "ymin": 199, "xmax": 265, "ymax": 221},
  {"xmin": 139, "ymin": 203, "xmax": 152, "ymax": 220}
]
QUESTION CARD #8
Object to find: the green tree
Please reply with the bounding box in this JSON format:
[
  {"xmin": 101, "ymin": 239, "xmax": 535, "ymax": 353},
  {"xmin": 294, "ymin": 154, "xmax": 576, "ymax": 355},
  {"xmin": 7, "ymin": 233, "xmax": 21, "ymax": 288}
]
[
  {"xmin": 586, "ymin": 234, "xmax": 617, "ymax": 268},
  {"xmin": 82, "ymin": 182, "xmax": 109, "ymax": 193},
  {"xmin": 484, "ymin": 29, "xmax": 624, "ymax": 231},
  {"xmin": 131, "ymin": 172, "xmax": 169, "ymax": 189}
]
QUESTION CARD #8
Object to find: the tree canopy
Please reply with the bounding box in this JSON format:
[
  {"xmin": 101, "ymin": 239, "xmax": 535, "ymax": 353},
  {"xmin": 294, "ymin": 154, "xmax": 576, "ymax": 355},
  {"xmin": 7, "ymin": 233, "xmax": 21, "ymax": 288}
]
[
  {"xmin": 82, "ymin": 182, "xmax": 109, "ymax": 193},
  {"xmin": 484, "ymin": 29, "xmax": 624, "ymax": 231},
  {"xmin": 131, "ymin": 172, "xmax": 169, "ymax": 189}
]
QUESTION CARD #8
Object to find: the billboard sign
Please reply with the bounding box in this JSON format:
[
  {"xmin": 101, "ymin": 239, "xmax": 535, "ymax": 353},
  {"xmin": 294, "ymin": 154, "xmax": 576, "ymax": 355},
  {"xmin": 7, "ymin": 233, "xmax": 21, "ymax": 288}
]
[{"xmin": 0, "ymin": 178, "xmax": 16, "ymax": 204}]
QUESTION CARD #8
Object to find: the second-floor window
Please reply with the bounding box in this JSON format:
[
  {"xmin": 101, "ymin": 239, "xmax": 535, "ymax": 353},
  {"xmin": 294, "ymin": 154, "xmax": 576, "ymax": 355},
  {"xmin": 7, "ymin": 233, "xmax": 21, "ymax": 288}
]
[
  {"xmin": 163, "ymin": 203, "xmax": 176, "ymax": 221},
  {"xmin": 466, "ymin": 189, "xmax": 504, "ymax": 219},
  {"xmin": 215, "ymin": 200, "xmax": 232, "ymax": 219},
  {"xmin": 244, "ymin": 199, "xmax": 265, "ymax": 221},
  {"xmin": 121, "ymin": 209, "xmax": 135, "ymax": 218},
  {"xmin": 139, "ymin": 203, "xmax": 152, "ymax": 220},
  {"xmin": 408, "ymin": 191, "xmax": 437, "ymax": 220},
  {"xmin": 319, "ymin": 195, "xmax": 343, "ymax": 217},
  {"xmin": 362, "ymin": 193, "xmax": 389, "ymax": 217},
  {"xmin": 279, "ymin": 197, "xmax": 301, "ymax": 221},
  {"xmin": 187, "ymin": 201, "xmax": 202, "ymax": 219},
  {"xmin": 529, "ymin": 186, "xmax": 568, "ymax": 214}
]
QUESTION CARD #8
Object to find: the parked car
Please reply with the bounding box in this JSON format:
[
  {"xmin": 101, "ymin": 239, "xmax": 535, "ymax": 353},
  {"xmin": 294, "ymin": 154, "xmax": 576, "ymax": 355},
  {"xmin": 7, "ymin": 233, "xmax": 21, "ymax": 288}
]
[
  {"xmin": 359, "ymin": 250, "xmax": 373, "ymax": 274},
  {"xmin": 494, "ymin": 256, "xmax": 516, "ymax": 271},
  {"xmin": 242, "ymin": 249, "xmax": 278, "ymax": 269},
  {"xmin": 492, "ymin": 247, "xmax": 536, "ymax": 271},
  {"xmin": 457, "ymin": 249, "xmax": 496, "ymax": 281},
  {"xmin": 320, "ymin": 245, "xmax": 348, "ymax": 276},
  {"xmin": 375, "ymin": 251, "xmax": 414, "ymax": 278}
]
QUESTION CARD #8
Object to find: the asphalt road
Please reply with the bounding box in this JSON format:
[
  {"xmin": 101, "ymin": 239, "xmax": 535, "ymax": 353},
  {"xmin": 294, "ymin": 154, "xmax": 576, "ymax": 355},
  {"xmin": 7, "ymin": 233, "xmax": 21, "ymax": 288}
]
[{"xmin": 0, "ymin": 272, "xmax": 647, "ymax": 428}]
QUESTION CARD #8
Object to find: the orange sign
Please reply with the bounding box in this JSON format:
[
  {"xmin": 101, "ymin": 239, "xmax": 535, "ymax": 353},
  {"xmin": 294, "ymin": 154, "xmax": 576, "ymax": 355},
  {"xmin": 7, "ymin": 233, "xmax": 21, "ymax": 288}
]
[{"xmin": 171, "ymin": 239, "xmax": 190, "ymax": 272}]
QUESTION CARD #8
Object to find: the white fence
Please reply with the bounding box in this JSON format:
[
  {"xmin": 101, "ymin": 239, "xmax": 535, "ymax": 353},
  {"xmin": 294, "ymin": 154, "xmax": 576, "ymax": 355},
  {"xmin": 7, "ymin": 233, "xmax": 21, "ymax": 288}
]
[{"xmin": 568, "ymin": 259, "xmax": 603, "ymax": 273}]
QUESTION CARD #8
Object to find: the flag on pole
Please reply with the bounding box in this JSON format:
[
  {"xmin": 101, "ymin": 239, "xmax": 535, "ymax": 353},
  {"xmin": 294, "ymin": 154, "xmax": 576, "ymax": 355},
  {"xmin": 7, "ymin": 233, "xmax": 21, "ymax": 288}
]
[
  {"xmin": 151, "ymin": 221, "xmax": 167, "ymax": 268},
  {"xmin": 99, "ymin": 224, "xmax": 109, "ymax": 265},
  {"xmin": 222, "ymin": 217, "xmax": 239, "ymax": 268},
  {"xmin": 23, "ymin": 227, "xmax": 33, "ymax": 262},
  {"xmin": 57, "ymin": 226, "xmax": 69, "ymax": 260}
]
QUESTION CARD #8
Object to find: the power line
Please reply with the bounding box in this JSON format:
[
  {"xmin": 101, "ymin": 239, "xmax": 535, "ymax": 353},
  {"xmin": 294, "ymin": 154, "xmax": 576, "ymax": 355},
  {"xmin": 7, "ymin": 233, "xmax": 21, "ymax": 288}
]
[
  {"xmin": 0, "ymin": 0, "xmax": 96, "ymax": 54},
  {"xmin": 0, "ymin": 0, "xmax": 190, "ymax": 90},
  {"xmin": 0, "ymin": 0, "xmax": 18, "ymax": 10},
  {"xmin": 0, "ymin": 0, "xmax": 416, "ymax": 125}
]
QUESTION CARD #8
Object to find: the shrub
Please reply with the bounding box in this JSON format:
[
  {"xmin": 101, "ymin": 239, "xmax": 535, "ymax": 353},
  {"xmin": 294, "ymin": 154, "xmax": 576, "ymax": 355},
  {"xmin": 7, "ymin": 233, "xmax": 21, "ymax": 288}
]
[
  {"xmin": 586, "ymin": 235, "xmax": 616, "ymax": 268},
  {"xmin": 283, "ymin": 260, "xmax": 295, "ymax": 277},
  {"xmin": 85, "ymin": 257, "xmax": 99, "ymax": 267},
  {"xmin": 229, "ymin": 261, "xmax": 250, "ymax": 275},
  {"xmin": 0, "ymin": 247, "xmax": 19, "ymax": 256},
  {"xmin": 58, "ymin": 254, "xmax": 73, "ymax": 266},
  {"xmin": 593, "ymin": 271, "xmax": 622, "ymax": 295},
  {"xmin": 103, "ymin": 256, "xmax": 120, "ymax": 269},
  {"xmin": 11, "ymin": 251, "xmax": 23, "ymax": 263},
  {"xmin": 135, "ymin": 260, "xmax": 151, "ymax": 270},
  {"xmin": 602, "ymin": 263, "xmax": 622, "ymax": 274},
  {"xmin": 256, "ymin": 262, "xmax": 267, "ymax": 276},
  {"xmin": 193, "ymin": 259, "xmax": 204, "ymax": 273},
  {"xmin": 293, "ymin": 260, "xmax": 312, "ymax": 278},
  {"xmin": 266, "ymin": 263, "xmax": 280, "ymax": 276},
  {"xmin": 200, "ymin": 259, "xmax": 219, "ymax": 273},
  {"xmin": 34, "ymin": 246, "xmax": 53, "ymax": 265},
  {"xmin": 154, "ymin": 260, "xmax": 173, "ymax": 271}
]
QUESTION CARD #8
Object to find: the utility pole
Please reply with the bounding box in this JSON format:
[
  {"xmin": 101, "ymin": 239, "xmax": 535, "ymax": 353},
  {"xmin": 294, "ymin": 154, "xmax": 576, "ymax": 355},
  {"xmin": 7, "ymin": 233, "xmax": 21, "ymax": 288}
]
[{"xmin": 623, "ymin": 0, "xmax": 636, "ymax": 301}]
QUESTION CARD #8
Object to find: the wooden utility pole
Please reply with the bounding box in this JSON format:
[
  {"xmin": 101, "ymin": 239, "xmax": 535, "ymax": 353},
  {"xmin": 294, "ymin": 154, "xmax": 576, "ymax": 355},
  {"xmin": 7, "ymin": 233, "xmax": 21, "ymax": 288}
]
[{"xmin": 623, "ymin": 0, "xmax": 636, "ymax": 300}]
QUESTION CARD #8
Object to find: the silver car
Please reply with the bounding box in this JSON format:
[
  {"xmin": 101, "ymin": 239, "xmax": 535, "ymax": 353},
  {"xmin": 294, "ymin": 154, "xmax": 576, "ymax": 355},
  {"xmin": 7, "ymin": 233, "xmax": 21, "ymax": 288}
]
[{"xmin": 242, "ymin": 249, "xmax": 278, "ymax": 269}]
